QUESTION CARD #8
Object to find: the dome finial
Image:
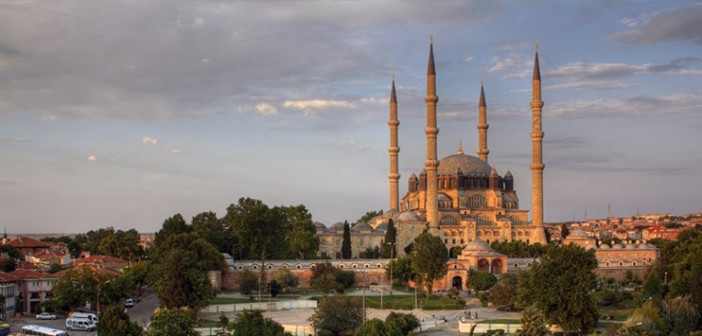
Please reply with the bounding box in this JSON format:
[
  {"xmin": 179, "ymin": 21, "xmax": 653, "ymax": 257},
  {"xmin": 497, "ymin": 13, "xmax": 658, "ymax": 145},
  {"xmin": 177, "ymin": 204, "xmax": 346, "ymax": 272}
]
[{"xmin": 457, "ymin": 139, "xmax": 464, "ymax": 155}]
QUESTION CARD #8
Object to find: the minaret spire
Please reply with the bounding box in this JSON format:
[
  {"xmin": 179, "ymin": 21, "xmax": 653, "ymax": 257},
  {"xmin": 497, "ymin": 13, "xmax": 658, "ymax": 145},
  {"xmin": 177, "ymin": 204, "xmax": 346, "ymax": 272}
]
[
  {"xmin": 388, "ymin": 76, "xmax": 401, "ymax": 211},
  {"xmin": 425, "ymin": 36, "xmax": 440, "ymax": 233},
  {"xmin": 530, "ymin": 44, "xmax": 547, "ymax": 244},
  {"xmin": 477, "ymin": 81, "xmax": 489, "ymax": 162}
]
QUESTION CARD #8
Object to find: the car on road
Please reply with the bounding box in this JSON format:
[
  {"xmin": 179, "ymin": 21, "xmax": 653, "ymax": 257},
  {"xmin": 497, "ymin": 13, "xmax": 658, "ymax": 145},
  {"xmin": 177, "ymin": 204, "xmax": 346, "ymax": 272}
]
[
  {"xmin": 36, "ymin": 312, "xmax": 57, "ymax": 320},
  {"xmin": 125, "ymin": 298, "xmax": 135, "ymax": 308}
]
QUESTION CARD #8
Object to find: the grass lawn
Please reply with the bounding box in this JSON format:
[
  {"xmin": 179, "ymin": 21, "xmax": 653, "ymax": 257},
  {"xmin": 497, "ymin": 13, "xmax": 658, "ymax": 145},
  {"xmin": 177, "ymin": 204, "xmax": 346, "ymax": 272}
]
[
  {"xmin": 597, "ymin": 306, "xmax": 635, "ymax": 321},
  {"xmin": 209, "ymin": 297, "xmax": 258, "ymax": 305}
]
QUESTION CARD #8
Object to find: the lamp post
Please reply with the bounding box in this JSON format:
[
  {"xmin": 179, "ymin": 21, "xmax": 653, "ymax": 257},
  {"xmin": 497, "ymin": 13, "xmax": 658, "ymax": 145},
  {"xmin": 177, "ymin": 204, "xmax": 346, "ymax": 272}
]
[
  {"xmin": 96, "ymin": 279, "xmax": 111, "ymax": 316},
  {"xmin": 386, "ymin": 242, "xmax": 396, "ymax": 295}
]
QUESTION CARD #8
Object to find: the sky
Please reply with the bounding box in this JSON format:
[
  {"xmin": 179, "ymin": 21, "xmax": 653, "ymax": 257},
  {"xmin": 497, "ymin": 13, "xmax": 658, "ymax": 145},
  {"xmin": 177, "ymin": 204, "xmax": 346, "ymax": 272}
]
[{"xmin": 1, "ymin": 1, "xmax": 701, "ymax": 234}]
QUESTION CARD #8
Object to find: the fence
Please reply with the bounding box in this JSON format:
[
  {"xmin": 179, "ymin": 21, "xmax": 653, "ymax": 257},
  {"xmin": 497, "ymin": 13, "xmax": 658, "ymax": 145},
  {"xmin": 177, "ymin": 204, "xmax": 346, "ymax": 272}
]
[
  {"xmin": 200, "ymin": 299, "xmax": 318, "ymax": 314},
  {"xmin": 196, "ymin": 324, "xmax": 315, "ymax": 336}
]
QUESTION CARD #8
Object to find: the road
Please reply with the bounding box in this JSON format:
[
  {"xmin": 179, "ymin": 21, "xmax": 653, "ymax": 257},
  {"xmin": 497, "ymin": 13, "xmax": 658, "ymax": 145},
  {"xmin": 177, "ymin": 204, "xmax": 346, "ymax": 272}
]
[{"xmin": 9, "ymin": 291, "xmax": 159, "ymax": 335}]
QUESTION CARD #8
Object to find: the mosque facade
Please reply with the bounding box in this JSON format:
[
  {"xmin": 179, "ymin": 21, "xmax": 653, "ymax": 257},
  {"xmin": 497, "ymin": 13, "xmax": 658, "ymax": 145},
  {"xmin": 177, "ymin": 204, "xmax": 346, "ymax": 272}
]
[{"xmin": 316, "ymin": 41, "xmax": 547, "ymax": 259}]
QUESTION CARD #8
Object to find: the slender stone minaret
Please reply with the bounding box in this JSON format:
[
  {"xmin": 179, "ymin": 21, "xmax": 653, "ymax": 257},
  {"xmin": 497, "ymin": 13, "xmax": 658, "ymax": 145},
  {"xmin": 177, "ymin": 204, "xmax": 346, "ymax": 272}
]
[
  {"xmin": 425, "ymin": 36, "xmax": 440, "ymax": 232},
  {"xmin": 388, "ymin": 76, "xmax": 401, "ymax": 211},
  {"xmin": 530, "ymin": 44, "xmax": 548, "ymax": 244},
  {"xmin": 477, "ymin": 80, "xmax": 489, "ymax": 163}
]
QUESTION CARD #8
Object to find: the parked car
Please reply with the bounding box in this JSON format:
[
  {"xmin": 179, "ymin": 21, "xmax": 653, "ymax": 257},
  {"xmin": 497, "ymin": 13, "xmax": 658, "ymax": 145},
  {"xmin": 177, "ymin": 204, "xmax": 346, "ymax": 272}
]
[
  {"xmin": 125, "ymin": 298, "xmax": 135, "ymax": 308},
  {"xmin": 36, "ymin": 312, "xmax": 57, "ymax": 320}
]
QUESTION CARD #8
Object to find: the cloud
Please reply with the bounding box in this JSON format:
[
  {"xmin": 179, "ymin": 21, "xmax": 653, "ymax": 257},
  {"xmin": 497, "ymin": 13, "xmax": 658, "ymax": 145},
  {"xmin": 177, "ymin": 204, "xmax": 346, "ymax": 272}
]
[
  {"xmin": 142, "ymin": 135, "xmax": 181, "ymax": 155},
  {"xmin": 545, "ymin": 58, "xmax": 702, "ymax": 80},
  {"xmin": 0, "ymin": 136, "xmax": 29, "ymax": 143},
  {"xmin": 461, "ymin": 56, "xmax": 476, "ymax": 64},
  {"xmin": 547, "ymin": 93, "xmax": 702, "ymax": 119},
  {"xmin": 488, "ymin": 54, "xmax": 531, "ymax": 73},
  {"xmin": 87, "ymin": 154, "xmax": 97, "ymax": 161},
  {"xmin": 282, "ymin": 99, "xmax": 355, "ymax": 116},
  {"xmin": 609, "ymin": 5, "xmax": 702, "ymax": 45},
  {"xmin": 142, "ymin": 136, "xmax": 159, "ymax": 145},
  {"xmin": 255, "ymin": 102, "xmax": 278, "ymax": 116}
]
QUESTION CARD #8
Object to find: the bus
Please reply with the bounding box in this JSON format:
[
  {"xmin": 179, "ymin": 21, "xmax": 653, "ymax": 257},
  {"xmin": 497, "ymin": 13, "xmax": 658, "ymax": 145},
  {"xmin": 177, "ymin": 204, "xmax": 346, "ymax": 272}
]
[
  {"xmin": 0, "ymin": 323, "xmax": 9, "ymax": 336},
  {"xmin": 20, "ymin": 324, "xmax": 69, "ymax": 336}
]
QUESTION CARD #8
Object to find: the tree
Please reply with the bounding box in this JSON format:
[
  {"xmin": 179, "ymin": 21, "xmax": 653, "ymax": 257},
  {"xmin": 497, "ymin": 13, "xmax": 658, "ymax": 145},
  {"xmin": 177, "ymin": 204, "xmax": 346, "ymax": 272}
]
[
  {"xmin": 355, "ymin": 210, "xmax": 383, "ymax": 226},
  {"xmin": 388, "ymin": 256, "xmax": 416, "ymax": 289},
  {"xmin": 381, "ymin": 220, "xmax": 397, "ymax": 259},
  {"xmin": 560, "ymin": 224, "xmax": 570, "ymax": 239},
  {"xmin": 309, "ymin": 296, "xmax": 363, "ymax": 336},
  {"xmin": 272, "ymin": 268, "xmax": 299, "ymax": 293},
  {"xmin": 146, "ymin": 307, "xmax": 199, "ymax": 336},
  {"xmin": 225, "ymin": 198, "xmax": 287, "ymax": 260},
  {"xmin": 154, "ymin": 248, "xmax": 214, "ymax": 310},
  {"xmin": 362, "ymin": 246, "xmax": 381, "ymax": 259},
  {"xmin": 280, "ymin": 205, "xmax": 319, "ymax": 259},
  {"xmin": 153, "ymin": 215, "xmax": 192, "ymax": 250},
  {"xmin": 229, "ymin": 310, "xmax": 290, "ymax": 336},
  {"xmin": 384, "ymin": 312, "xmax": 420, "ymax": 336},
  {"xmin": 467, "ymin": 270, "xmax": 497, "ymax": 291},
  {"xmin": 342, "ymin": 221, "xmax": 352, "ymax": 259},
  {"xmin": 516, "ymin": 305, "xmax": 547, "ymax": 336},
  {"xmin": 192, "ymin": 211, "xmax": 236, "ymax": 254},
  {"xmin": 98, "ymin": 228, "xmax": 144, "ymax": 262},
  {"xmin": 642, "ymin": 269, "xmax": 664, "ymax": 300},
  {"xmin": 661, "ymin": 295, "xmax": 700, "ymax": 336},
  {"xmin": 97, "ymin": 305, "xmax": 144, "ymax": 336},
  {"xmin": 355, "ymin": 318, "xmax": 389, "ymax": 336},
  {"xmin": 619, "ymin": 301, "xmax": 666, "ymax": 335},
  {"xmin": 411, "ymin": 232, "xmax": 448, "ymax": 298},
  {"xmin": 310, "ymin": 262, "xmax": 355, "ymax": 294},
  {"xmin": 238, "ymin": 270, "xmax": 259, "ymax": 297},
  {"xmin": 51, "ymin": 267, "xmax": 102, "ymax": 311},
  {"xmin": 516, "ymin": 244, "xmax": 598, "ymax": 334},
  {"xmin": 489, "ymin": 274, "xmax": 518, "ymax": 308}
]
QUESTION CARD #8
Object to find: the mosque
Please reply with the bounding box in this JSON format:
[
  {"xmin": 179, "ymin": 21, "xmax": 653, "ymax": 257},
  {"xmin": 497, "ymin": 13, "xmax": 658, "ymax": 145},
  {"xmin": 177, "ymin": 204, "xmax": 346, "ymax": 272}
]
[
  {"xmin": 316, "ymin": 40, "xmax": 547, "ymax": 259},
  {"xmin": 224, "ymin": 41, "xmax": 658, "ymax": 291}
]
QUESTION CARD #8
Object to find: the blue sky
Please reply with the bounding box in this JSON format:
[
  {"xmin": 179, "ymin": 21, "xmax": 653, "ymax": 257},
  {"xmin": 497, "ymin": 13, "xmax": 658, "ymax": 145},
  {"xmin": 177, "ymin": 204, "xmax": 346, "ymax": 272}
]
[{"xmin": 1, "ymin": 1, "xmax": 701, "ymax": 233}]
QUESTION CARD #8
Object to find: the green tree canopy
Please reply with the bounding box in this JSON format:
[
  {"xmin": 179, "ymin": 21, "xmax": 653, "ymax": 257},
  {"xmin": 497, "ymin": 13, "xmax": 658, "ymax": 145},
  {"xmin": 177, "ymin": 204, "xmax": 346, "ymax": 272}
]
[
  {"xmin": 280, "ymin": 205, "xmax": 319, "ymax": 259},
  {"xmin": 146, "ymin": 307, "xmax": 199, "ymax": 336},
  {"xmin": 489, "ymin": 273, "xmax": 518, "ymax": 308},
  {"xmin": 153, "ymin": 248, "xmax": 214, "ymax": 310},
  {"xmin": 98, "ymin": 305, "xmax": 144, "ymax": 336},
  {"xmin": 381, "ymin": 220, "xmax": 397, "ymax": 259},
  {"xmin": 229, "ymin": 309, "xmax": 290, "ymax": 336},
  {"xmin": 238, "ymin": 269, "xmax": 258, "ymax": 296},
  {"xmin": 342, "ymin": 222, "xmax": 352, "ymax": 259},
  {"xmin": 384, "ymin": 312, "xmax": 420, "ymax": 336},
  {"xmin": 310, "ymin": 262, "xmax": 355, "ymax": 294},
  {"xmin": 467, "ymin": 270, "xmax": 497, "ymax": 291},
  {"xmin": 355, "ymin": 210, "xmax": 383, "ymax": 226},
  {"xmin": 516, "ymin": 244, "xmax": 599, "ymax": 334},
  {"xmin": 355, "ymin": 318, "xmax": 388, "ymax": 336},
  {"xmin": 387, "ymin": 256, "xmax": 416, "ymax": 288},
  {"xmin": 309, "ymin": 296, "xmax": 363, "ymax": 336},
  {"xmin": 192, "ymin": 211, "xmax": 236, "ymax": 255},
  {"xmin": 410, "ymin": 232, "xmax": 448, "ymax": 298}
]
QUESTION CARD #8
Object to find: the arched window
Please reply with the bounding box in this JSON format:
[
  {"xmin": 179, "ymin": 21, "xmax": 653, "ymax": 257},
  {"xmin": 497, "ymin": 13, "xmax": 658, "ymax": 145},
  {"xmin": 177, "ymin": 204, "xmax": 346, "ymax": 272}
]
[
  {"xmin": 440, "ymin": 215, "xmax": 458, "ymax": 226},
  {"xmin": 468, "ymin": 194, "xmax": 487, "ymax": 208}
]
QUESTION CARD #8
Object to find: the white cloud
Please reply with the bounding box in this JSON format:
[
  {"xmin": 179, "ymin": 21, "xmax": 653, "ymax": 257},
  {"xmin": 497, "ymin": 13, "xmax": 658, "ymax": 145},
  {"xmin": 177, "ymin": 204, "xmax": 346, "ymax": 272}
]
[
  {"xmin": 461, "ymin": 56, "xmax": 476, "ymax": 64},
  {"xmin": 170, "ymin": 148, "xmax": 182, "ymax": 155},
  {"xmin": 488, "ymin": 54, "xmax": 531, "ymax": 73},
  {"xmin": 609, "ymin": 6, "xmax": 702, "ymax": 45},
  {"xmin": 142, "ymin": 136, "xmax": 159, "ymax": 145},
  {"xmin": 255, "ymin": 102, "xmax": 278, "ymax": 116},
  {"xmin": 282, "ymin": 99, "xmax": 355, "ymax": 116},
  {"xmin": 87, "ymin": 154, "xmax": 97, "ymax": 161},
  {"xmin": 547, "ymin": 93, "xmax": 702, "ymax": 119}
]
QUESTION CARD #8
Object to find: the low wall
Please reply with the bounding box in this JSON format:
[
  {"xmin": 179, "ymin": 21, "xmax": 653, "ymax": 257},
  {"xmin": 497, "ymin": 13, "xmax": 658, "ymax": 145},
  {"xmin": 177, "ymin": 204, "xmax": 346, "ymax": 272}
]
[
  {"xmin": 459, "ymin": 320, "xmax": 522, "ymax": 334},
  {"xmin": 201, "ymin": 300, "xmax": 318, "ymax": 314},
  {"xmin": 196, "ymin": 324, "xmax": 315, "ymax": 336}
]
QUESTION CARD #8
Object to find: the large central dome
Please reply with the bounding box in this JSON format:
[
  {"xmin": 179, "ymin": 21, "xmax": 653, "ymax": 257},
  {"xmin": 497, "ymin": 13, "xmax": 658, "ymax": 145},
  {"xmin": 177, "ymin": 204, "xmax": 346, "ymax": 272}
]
[{"xmin": 438, "ymin": 153, "xmax": 492, "ymax": 176}]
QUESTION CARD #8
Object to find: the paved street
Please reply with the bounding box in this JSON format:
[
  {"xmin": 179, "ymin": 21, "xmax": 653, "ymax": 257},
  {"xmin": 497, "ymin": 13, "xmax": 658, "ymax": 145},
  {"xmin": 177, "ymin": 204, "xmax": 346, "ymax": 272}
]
[{"xmin": 8, "ymin": 291, "xmax": 159, "ymax": 335}]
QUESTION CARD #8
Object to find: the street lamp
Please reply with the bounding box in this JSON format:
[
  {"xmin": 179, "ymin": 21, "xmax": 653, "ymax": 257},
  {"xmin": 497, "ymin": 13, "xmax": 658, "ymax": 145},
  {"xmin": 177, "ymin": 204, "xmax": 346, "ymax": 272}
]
[
  {"xmin": 386, "ymin": 242, "xmax": 396, "ymax": 295},
  {"xmin": 96, "ymin": 279, "xmax": 111, "ymax": 317}
]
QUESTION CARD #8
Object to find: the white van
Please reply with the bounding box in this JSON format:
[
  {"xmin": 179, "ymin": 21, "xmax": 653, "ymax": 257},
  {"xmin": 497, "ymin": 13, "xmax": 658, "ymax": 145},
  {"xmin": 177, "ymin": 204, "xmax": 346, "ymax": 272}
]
[
  {"xmin": 65, "ymin": 317, "xmax": 97, "ymax": 331},
  {"xmin": 69, "ymin": 312, "xmax": 98, "ymax": 323}
]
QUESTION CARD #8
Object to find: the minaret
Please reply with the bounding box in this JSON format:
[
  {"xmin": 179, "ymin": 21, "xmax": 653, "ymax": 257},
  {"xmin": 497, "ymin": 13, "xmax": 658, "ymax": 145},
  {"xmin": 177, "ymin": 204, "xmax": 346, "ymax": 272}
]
[
  {"xmin": 530, "ymin": 44, "xmax": 547, "ymax": 244},
  {"xmin": 425, "ymin": 36, "xmax": 440, "ymax": 232},
  {"xmin": 477, "ymin": 81, "xmax": 489, "ymax": 162},
  {"xmin": 388, "ymin": 76, "xmax": 401, "ymax": 211}
]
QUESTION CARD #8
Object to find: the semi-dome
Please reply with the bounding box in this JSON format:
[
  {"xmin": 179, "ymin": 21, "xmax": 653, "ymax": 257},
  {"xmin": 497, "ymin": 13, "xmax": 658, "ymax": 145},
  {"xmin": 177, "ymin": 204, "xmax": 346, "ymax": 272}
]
[
  {"xmin": 314, "ymin": 222, "xmax": 327, "ymax": 231},
  {"xmin": 329, "ymin": 222, "xmax": 345, "ymax": 231},
  {"xmin": 438, "ymin": 153, "xmax": 492, "ymax": 176},
  {"xmin": 398, "ymin": 211, "xmax": 421, "ymax": 221},
  {"xmin": 599, "ymin": 244, "xmax": 611, "ymax": 250},
  {"xmin": 352, "ymin": 222, "xmax": 372, "ymax": 231},
  {"xmin": 463, "ymin": 239, "xmax": 492, "ymax": 251},
  {"xmin": 375, "ymin": 222, "xmax": 389, "ymax": 231},
  {"xmin": 569, "ymin": 228, "xmax": 590, "ymax": 238}
]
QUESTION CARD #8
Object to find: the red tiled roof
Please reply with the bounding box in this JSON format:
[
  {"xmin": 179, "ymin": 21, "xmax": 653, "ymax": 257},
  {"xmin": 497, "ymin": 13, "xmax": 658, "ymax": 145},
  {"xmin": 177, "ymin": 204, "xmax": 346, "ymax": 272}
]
[
  {"xmin": 9, "ymin": 269, "xmax": 59, "ymax": 280},
  {"xmin": 74, "ymin": 255, "xmax": 127, "ymax": 265},
  {"xmin": 53, "ymin": 264, "xmax": 120, "ymax": 278},
  {"xmin": 0, "ymin": 272, "xmax": 17, "ymax": 282},
  {"xmin": 6, "ymin": 236, "xmax": 51, "ymax": 248}
]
